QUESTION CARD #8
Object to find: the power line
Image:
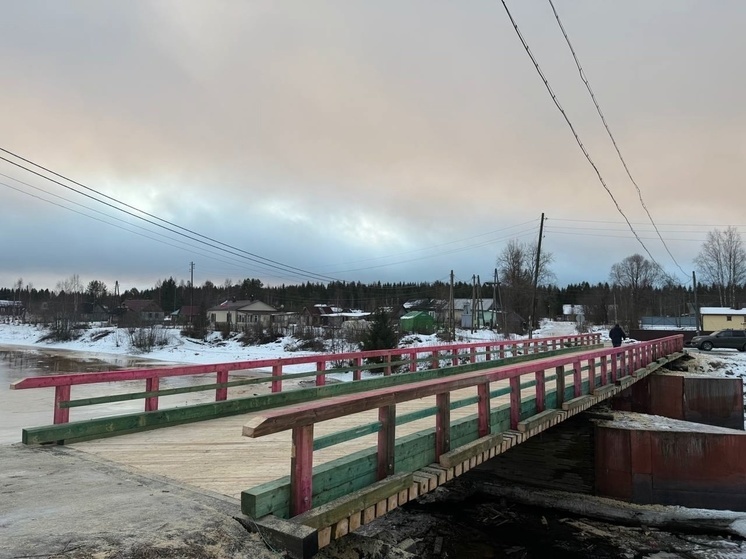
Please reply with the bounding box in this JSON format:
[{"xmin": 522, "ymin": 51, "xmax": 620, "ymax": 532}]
[
  {"xmin": 550, "ymin": 217, "xmax": 746, "ymax": 228},
  {"xmin": 326, "ymin": 225, "xmax": 540, "ymax": 274},
  {"xmin": 547, "ymin": 0, "xmax": 688, "ymax": 279},
  {"xmin": 0, "ymin": 152, "xmax": 344, "ymax": 283},
  {"xmin": 0, "ymin": 179, "xmax": 314, "ymax": 281},
  {"xmin": 1, "ymin": 148, "xmax": 547, "ymax": 285},
  {"xmin": 499, "ymin": 1, "xmax": 668, "ymax": 276},
  {"xmin": 314, "ymin": 219, "xmax": 539, "ymax": 270}
]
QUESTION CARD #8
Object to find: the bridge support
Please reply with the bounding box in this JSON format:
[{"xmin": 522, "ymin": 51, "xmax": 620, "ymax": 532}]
[
  {"xmin": 595, "ymin": 417, "xmax": 746, "ymax": 511},
  {"xmin": 612, "ymin": 372, "xmax": 744, "ymax": 430},
  {"xmin": 597, "ymin": 372, "xmax": 746, "ymax": 510}
]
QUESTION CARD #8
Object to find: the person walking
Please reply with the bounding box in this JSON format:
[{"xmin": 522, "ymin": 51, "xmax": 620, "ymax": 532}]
[{"xmin": 609, "ymin": 323, "xmax": 626, "ymax": 348}]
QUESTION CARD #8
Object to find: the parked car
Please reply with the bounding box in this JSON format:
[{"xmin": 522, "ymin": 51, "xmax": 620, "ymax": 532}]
[{"xmin": 687, "ymin": 329, "xmax": 746, "ymax": 351}]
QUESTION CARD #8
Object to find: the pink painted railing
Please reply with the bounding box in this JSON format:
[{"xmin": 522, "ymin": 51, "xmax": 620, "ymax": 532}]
[
  {"xmin": 11, "ymin": 333, "xmax": 600, "ymax": 425},
  {"xmin": 244, "ymin": 335, "xmax": 684, "ymax": 516}
]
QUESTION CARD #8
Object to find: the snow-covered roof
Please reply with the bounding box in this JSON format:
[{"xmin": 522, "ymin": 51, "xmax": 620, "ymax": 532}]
[{"xmin": 700, "ymin": 307, "xmax": 746, "ymax": 316}]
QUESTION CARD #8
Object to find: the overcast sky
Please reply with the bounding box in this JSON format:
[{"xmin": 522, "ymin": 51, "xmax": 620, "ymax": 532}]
[{"xmin": 1, "ymin": 1, "xmax": 744, "ymax": 293}]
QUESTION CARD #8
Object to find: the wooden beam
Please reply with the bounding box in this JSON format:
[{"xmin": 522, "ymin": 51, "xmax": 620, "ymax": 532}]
[
  {"xmin": 377, "ymin": 405, "xmax": 395, "ymax": 480},
  {"xmin": 477, "ymin": 382, "xmax": 490, "ymax": 437},
  {"xmin": 439, "ymin": 433, "xmax": 503, "ymax": 469},
  {"xmin": 293, "ymin": 473, "xmax": 412, "ymax": 530},
  {"xmin": 291, "ymin": 424, "xmax": 314, "ymax": 516},
  {"xmin": 435, "ymin": 393, "xmax": 450, "ymax": 458}
]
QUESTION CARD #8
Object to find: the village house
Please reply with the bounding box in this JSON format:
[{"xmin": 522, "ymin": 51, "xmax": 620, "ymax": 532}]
[
  {"xmin": 118, "ymin": 299, "xmax": 165, "ymax": 324},
  {"xmin": 208, "ymin": 299, "xmax": 277, "ymax": 331},
  {"xmin": 700, "ymin": 307, "xmax": 746, "ymax": 332}
]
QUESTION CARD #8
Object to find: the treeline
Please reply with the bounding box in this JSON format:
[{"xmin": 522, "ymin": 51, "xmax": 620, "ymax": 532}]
[{"xmin": 1, "ymin": 275, "xmax": 739, "ymax": 331}]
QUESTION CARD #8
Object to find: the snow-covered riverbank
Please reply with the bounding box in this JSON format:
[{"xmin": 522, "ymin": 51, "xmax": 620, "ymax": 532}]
[{"xmin": 0, "ymin": 319, "xmax": 579, "ymax": 365}]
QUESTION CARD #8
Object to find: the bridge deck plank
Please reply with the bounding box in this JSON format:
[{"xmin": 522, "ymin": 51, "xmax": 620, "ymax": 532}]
[{"xmin": 70, "ymin": 369, "xmax": 570, "ymax": 500}]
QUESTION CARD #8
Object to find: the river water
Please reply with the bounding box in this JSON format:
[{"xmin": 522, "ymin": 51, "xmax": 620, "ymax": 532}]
[{"xmin": 0, "ymin": 346, "xmax": 176, "ymax": 444}]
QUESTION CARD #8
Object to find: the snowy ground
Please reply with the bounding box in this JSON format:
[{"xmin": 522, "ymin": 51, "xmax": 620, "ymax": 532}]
[{"xmin": 0, "ymin": 318, "xmax": 588, "ymax": 367}]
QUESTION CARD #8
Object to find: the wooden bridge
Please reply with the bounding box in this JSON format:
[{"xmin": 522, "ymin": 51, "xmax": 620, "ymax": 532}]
[{"xmin": 11, "ymin": 333, "xmax": 685, "ymax": 558}]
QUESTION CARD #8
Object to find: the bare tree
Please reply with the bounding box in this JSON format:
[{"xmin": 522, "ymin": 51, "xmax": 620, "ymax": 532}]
[
  {"xmin": 694, "ymin": 226, "xmax": 746, "ymax": 307},
  {"xmin": 609, "ymin": 254, "xmax": 661, "ymax": 329},
  {"xmin": 496, "ymin": 239, "xmax": 554, "ymax": 330},
  {"xmin": 56, "ymin": 274, "xmax": 83, "ymax": 317}
]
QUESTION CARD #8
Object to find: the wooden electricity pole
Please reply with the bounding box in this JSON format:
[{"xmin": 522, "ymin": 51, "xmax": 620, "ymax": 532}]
[
  {"xmin": 449, "ymin": 270, "xmax": 455, "ymax": 341},
  {"xmin": 528, "ymin": 213, "xmax": 545, "ymax": 340},
  {"xmin": 692, "ymin": 270, "xmax": 700, "ymax": 335}
]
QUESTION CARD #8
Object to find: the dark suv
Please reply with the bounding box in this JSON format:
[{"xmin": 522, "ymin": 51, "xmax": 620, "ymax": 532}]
[{"xmin": 688, "ymin": 329, "xmax": 746, "ymax": 351}]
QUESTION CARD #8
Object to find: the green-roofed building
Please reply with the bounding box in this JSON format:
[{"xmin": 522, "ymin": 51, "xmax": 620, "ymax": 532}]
[{"xmin": 400, "ymin": 310, "xmax": 435, "ymax": 334}]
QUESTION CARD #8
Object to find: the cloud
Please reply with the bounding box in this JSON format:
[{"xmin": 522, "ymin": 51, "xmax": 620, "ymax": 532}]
[{"xmin": 1, "ymin": 1, "xmax": 745, "ymax": 290}]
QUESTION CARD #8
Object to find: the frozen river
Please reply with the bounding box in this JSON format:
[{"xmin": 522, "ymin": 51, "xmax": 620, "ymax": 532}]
[{"xmin": 0, "ymin": 346, "xmax": 173, "ymax": 444}]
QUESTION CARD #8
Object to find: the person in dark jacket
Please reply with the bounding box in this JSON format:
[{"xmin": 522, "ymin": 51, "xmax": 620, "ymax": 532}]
[{"xmin": 609, "ymin": 324, "xmax": 626, "ymax": 347}]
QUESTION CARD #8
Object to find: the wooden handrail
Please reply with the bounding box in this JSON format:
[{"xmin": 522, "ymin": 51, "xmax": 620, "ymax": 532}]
[
  {"xmin": 243, "ymin": 335, "xmax": 683, "ymax": 516},
  {"xmin": 10, "ymin": 333, "xmax": 601, "ymax": 425}
]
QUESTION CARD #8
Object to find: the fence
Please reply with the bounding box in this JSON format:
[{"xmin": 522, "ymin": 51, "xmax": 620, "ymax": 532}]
[
  {"xmin": 12, "ymin": 334, "xmax": 600, "ymax": 444},
  {"xmin": 243, "ymin": 335, "xmax": 684, "ymax": 517}
]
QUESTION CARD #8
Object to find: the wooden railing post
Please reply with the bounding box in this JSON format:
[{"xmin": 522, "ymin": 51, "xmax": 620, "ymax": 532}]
[
  {"xmin": 377, "ymin": 405, "xmax": 396, "ymax": 480},
  {"xmin": 600, "ymin": 355, "xmax": 608, "ymax": 386},
  {"xmin": 385, "ymin": 354, "xmax": 392, "ymax": 376},
  {"xmin": 611, "ymin": 351, "xmax": 618, "ymax": 382},
  {"xmin": 290, "ymin": 424, "xmax": 314, "ymax": 516},
  {"xmin": 573, "ymin": 359, "xmax": 582, "ymax": 397},
  {"xmin": 435, "ymin": 393, "xmax": 451, "ymax": 458},
  {"xmin": 470, "ymin": 347, "xmax": 477, "ymax": 363},
  {"xmin": 477, "ymin": 383, "xmax": 491, "ymax": 437},
  {"xmin": 509, "ymin": 376, "xmax": 521, "ymax": 429},
  {"xmin": 316, "ymin": 360, "xmax": 326, "ymax": 386},
  {"xmin": 145, "ymin": 377, "xmax": 159, "ymax": 411},
  {"xmin": 354, "ymin": 356, "xmax": 363, "ymax": 381},
  {"xmin": 215, "ymin": 366, "xmax": 228, "ymax": 401},
  {"xmin": 535, "ymin": 369, "xmax": 545, "ymax": 412},
  {"xmin": 431, "ymin": 351, "xmax": 439, "ymax": 370},
  {"xmin": 555, "ymin": 365, "xmax": 565, "ymax": 408},
  {"xmin": 588, "ymin": 358, "xmax": 596, "ymax": 394},
  {"xmin": 272, "ymin": 363, "xmax": 282, "ymax": 393},
  {"xmin": 409, "ymin": 350, "xmax": 417, "ymax": 372},
  {"xmin": 54, "ymin": 385, "xmax": 71, "ymax": 424}
]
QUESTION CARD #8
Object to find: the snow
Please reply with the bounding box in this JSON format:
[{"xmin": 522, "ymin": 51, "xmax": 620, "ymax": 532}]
[{"xmin": 0, "ymin": 319, "xmax": 585, "ymax": 367}]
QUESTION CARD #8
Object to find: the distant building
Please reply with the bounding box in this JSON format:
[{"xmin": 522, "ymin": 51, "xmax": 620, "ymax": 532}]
[
  {"xmin": 208, "ymin": 299, "xmax": 277, "ymax": 331},
  {"xmin": 119, "ymin": 299, "xmax": 164, "ymax": 324},
  {"xmin": 400, "ymin": 311, "xmax": 435, "ymax": 334},
  {"xmin": 0, "ymin": 300, "xmax": 25, "ymax": 316},
  {"xmin": 700, "ymin": 307, "xmax": 746, "ymax": 332}
]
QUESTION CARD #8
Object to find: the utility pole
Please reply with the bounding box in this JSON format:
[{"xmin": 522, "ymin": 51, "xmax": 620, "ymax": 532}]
[
  {"xmin": 485, "ymin": 269, "xmax": 507, "ymax": 336},
  {"xmin": 449, "ymin": 270, "xmax": 455, "ymax": 341},
  {"xmin": 692, "ymin": 271, "xmax": 700, "ymax": 335},
  {"xmin": 491, "ymin": 269, "xmax": 498, "ymax": 331},
  {"xmin": 528, "ymin": 212, "xmax": 545, "ymax": 340},
  {"xmin": 189, "ymin": 261, "xmax": 195, "ymax": 324},
  {"xmin": 477, "ymin": 275, "xmax": 485, "ymax": 331},
  {"xmin": 471, "ymin": 275, "xmax": 477, "ymax": 334}
]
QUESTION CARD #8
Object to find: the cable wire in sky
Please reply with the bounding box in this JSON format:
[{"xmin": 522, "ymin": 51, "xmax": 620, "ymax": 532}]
[
  {"xmin": 0, "ymin": 178, "xmax": 313, "ymax": 282},
  {"xmin": 498, "ymin": 1, "xmax": 669, "ymax": 277},
  {"xmin": 0, "ymin": 151, "xmax": 343, "ymax": 283},
  {"xmin": 1, "ymin": 152, "xmax": 536, "ymax": 286},
  {"xmin": 546, "ymin": 0, "xmax": 689, "ymax": 280},
  {"xmin": 0, "ymin": 147, "xmax": 343, "ymax": 281}
]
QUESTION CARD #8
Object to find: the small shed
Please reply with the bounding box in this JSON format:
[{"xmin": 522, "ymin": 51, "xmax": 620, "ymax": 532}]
[{"xmin": 400, "ymin": 311, "xmax": 435, "ymax": 334}]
